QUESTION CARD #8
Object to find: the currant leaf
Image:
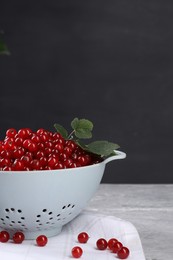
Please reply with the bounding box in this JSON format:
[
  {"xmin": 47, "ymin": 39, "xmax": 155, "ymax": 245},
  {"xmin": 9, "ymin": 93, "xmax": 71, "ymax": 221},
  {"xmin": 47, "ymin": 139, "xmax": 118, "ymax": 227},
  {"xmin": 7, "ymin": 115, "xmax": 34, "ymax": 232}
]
[
  {"xmin": 86, "ymin": 141, "xmax": 120, "ymax": 157},
  {"xmin": 54, "ymin": 123, "xmax": 68, "ymax": 139},
  {"xmin": 71, "ymin": 118, "xmax": 93, "ymax": 139}
]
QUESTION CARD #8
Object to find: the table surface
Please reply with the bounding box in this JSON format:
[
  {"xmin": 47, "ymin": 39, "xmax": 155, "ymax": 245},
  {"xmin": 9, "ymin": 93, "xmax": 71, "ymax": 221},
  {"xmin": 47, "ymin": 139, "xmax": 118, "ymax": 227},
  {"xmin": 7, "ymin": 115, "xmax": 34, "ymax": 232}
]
[{"xmin": 86, "ymin": 184, "xmax": 173, "ymax": 260}]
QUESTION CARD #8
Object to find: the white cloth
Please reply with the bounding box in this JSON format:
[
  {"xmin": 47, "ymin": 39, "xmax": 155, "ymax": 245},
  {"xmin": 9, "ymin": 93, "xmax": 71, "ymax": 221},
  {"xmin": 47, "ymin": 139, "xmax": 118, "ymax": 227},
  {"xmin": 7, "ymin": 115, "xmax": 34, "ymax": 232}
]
[{"xmin": 0, "ymin": 211, "xmax": 146, "ymax": 259}]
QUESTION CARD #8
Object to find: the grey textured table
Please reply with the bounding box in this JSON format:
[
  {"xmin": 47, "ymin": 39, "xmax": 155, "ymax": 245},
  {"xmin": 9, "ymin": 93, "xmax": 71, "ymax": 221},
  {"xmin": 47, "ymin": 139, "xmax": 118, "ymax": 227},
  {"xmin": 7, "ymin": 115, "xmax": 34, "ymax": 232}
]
[{"xmin": 86, "ymin": 184, "xmax": 173, "ymax": 260}]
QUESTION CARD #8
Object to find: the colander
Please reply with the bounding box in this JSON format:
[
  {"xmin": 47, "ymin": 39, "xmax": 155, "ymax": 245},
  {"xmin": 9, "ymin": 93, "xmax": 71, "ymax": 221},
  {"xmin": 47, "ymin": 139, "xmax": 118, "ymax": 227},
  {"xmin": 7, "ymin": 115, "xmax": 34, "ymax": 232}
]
[{"xmin": 0, "ymin": 150, "xmax": 126, "ymax": 239}]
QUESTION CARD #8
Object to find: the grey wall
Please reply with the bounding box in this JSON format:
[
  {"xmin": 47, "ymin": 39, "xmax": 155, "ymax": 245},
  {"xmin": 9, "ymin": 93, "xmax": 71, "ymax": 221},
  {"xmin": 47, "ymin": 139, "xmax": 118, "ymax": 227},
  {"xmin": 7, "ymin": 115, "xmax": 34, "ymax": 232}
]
[{"xmin": 0, "ymin": 0, "xmax": 173, "ymax": 183}]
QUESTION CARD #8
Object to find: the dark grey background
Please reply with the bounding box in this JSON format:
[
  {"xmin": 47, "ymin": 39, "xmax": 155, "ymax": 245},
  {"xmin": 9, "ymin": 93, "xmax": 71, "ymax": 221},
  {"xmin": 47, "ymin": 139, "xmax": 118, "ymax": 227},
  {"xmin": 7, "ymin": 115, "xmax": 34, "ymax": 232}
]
[{"xmin": 0, "ymin": 0, "xmax": 173, "ymax": 183}]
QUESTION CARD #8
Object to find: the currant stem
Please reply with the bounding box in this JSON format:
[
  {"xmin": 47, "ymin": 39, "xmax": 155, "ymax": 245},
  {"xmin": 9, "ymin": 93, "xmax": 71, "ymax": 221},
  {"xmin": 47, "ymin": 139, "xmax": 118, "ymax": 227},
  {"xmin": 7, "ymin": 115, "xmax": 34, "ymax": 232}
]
[{"xmin": 68, "ymin": 130, "xmax": 75, "ymax": 140}]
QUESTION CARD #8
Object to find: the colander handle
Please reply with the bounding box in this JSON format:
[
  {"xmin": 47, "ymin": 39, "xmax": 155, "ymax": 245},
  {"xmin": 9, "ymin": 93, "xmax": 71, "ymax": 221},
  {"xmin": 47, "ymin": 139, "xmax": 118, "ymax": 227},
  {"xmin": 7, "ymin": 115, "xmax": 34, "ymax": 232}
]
[{"xmin": 103, "ymin": 150, "xmax": 126, "ymax": 165}]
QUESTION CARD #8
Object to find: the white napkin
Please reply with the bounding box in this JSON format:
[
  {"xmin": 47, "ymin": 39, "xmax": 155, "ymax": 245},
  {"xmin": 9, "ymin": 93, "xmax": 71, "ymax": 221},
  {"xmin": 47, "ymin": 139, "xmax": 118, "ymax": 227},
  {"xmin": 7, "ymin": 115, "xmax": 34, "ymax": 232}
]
[{"xmin": 0, "ymin": 211, "xmax": 146, "ymax": 260}]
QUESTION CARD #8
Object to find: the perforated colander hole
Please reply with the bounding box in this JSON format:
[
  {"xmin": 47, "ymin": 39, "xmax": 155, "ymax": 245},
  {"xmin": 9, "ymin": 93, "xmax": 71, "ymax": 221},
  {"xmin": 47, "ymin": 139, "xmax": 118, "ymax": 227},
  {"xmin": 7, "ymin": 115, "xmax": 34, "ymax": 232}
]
[
  {"xmin": 21, "ymin": 217, "xmax": 25, "ymax": 220},
  {"xmin": 5, "ymin": 208, "xmax": 22, "ymax": 214},
  {"xmin": 62, "ymin": 206, "xmax": 66, "ymax": 210},
  {"xmin": 42, "ymin": 209, "xmax": 47, "ymax": 213}
]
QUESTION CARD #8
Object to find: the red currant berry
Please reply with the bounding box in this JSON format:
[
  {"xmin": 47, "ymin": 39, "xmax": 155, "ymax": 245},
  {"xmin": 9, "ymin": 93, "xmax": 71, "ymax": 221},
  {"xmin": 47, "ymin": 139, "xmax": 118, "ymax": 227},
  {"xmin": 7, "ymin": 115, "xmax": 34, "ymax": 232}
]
[
  {"xmin": 14, "ymin": 137, "xmax": 24, "ymax": 146},
  {"xmin": 39, "ymin": 157, "xmax": 48, "ymax": 167},
  {"xmin": 4, "ymin": 139, "xmax": 16, "ymax": 150},
  {"xmin": 30, "ymin": 159, "xmax": 41, "ymax": 170},
  {"xmin": 12, "ymin": 159, "xmax": 25, "ymax": 171},
  {"xmin": 6, "ymin": 128, "xmax": 17, "ymax": 138},
  {"xmin": 39, "ymin": 134, "xmax": 49, "ymax": 142},
  {"xmin": 27, "ymin": 142, "xmax": 38, "ymax": 152},
  {"xmin": 47, "ymin": 157, "xmax": 59, "ymax": 168},
  {"xmin": 13, "ymin": 232, "xmax": 25, "ymax": 244},
  {"xmin": 54, "ymin": 143, "xmax": 64, "ymax": 152},
  {"xmin": 107, "ymin": 238, "xmax": 119, "ymax": 250},
  {"xmin": 13, "ymin": 147, "xmax": 25, "ymax": 159},
  {"xmin": 0, "ymin": 158, "xmax": 12, "ymax": 168},
  {"xmin": 77, "ymin": 155, "xmax": 90, "ymax": 166},
  {"xmin": 78, "ymin": 232, "xmax": 89, "ymax": 243},
  {"xmin": 18, "ymin": 128, "xmax": 31, "ymax": 139},
  {"xmin": 21, "ymin": 155, "xmax": 31, "ymax": 167},
  {"xmin": 64, "ymin": 146, "xmax": 73, "ymax": 156},
  {"xmin": 0, "ymin": 230, "xmax": 10, "ymax": 242},
  {"xmin": 96, "ymin": 238, "xmax": 108, "ymax": 250},
  {"xmin": 64, "ymin": 158, "xmax": 73, "ymax": 168},
  {"xmin": 36, "ymin": 235, "xmax": 48, "ymax": 246},
  {"xmin": 117, "ymin": 247, "xmax": 130, "ymax": 259},
  {"xmin": 23, "ymin": 139, "xmax": 31, "ymax": 149},
  {"xmin": 112, "ymin": 241, "xmax": 123, "ymax": 253},
  {"xmin": 71, "ymin": 246, "xmax": 83, "ymax": 258},
  {"xmin": 66, "ymin": 140, "xmax": 77, "ymax": 150},
  {"xmin": 0, "ymin": 150, "xmax": 12, "ymax": 159},
  {"xmin": 52, "ymin": 132, "xmax": 62, "ymax": 140},
  {"xmin": 31, "ymin": 134, "xmax": 40, "ymax": 143}
]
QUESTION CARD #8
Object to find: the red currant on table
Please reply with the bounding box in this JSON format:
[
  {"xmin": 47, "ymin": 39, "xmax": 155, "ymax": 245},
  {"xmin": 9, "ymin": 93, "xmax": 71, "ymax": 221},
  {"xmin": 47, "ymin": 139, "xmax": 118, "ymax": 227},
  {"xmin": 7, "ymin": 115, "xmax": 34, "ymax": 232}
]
[
  {"xmin": 107, "ymin": 238, "xmax": 119, "ymax": 250},
  {"xmin": 0, "ymin": 230, "xmax": 10, "ymax": 242},
  {"xmin": 117, "ymin": 246, "xmax": 130, "ymax": 259},
  {"xmin": 36, "ymin": 235, "xmax": 48, "ymax": 246},
  {"xmin": 77, "ymin": 232, "xmax": 89, "ymax": 243},
  {"xmin": 96, "ymin": 238, "xmax": 108, "ymax": 250},
  {"xmin": 112, "ymin": 241, "xmax": 123, "ymax": 253},
  {"xmin": 71, "ymin": 246, "xmax": 83, "ymax": 258},
  {"xmin": 13, "ymin": 231, "xmax": 25, "ymax": 244}
]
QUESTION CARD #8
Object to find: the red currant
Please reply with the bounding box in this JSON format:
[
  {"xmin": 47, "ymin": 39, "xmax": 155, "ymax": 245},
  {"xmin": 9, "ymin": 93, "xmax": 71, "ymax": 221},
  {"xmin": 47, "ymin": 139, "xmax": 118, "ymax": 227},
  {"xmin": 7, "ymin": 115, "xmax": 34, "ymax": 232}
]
[
  {"xmin": 13, "ymin": 147, "xmax": 25, "ymax": 159},
  {"xmin": 47, "ymin": 157, "xmax": 59, "ymax": 168},
  {"xmin": 6, "ymin": 128, "xmax": 17, "ymax": 138},
  {"xmin": 36, "ymin": 235, "xmax": 48, "ymax": 246},
  {"xmin": 71, "ymin": 246, "xmax": 83, "ymax": 258},
  {"xmin": 77, "ymin": 232, "xmax": 89, "ymax": 243},
  {"xmin": 117, "ymin": 247, "xmax": 130, "ymax": 259},
  {"xmin": 112, "ymin": 241, "xmax": 123, "ymax": 253},
  {"xmin": 12, "ymin": 159, "xmax": 25, "ymax": 171},
  {"xmin": 21, "ymin": 155, "xmax": 31, "ymax": 167},
  {"xmin": 107, "ymin": 238, "xmax": 118, "ymax": 250},
  {"xmin": 0, "ymin": 158, "xmax": 12, "ymax": 168},
  {"xmin": 18, "ymin": 128, "xmax": 31, "ymax": 139},
  {"xmin": 96, "ymin": 238, "xmax": 108, "ymax": 250},
  {"xmin": 0, "ymin": 230, "xmax": 10, "ymax": 242},
  {"xmin": 30, "ymin": 159, "xmax": 41, "ymax": 170},
  {"xmin": 13, "ymin": 231, "xmax": 25, "ymax": 244}
]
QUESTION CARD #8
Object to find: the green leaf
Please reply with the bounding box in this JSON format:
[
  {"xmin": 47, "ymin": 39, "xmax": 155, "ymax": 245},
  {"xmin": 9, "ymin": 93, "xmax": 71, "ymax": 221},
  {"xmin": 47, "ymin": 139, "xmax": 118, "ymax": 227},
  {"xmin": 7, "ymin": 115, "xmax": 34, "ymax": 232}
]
[
  {"xmin": 87, "ymin": 141, "xmax": 120, "ymax": 157},
  {"xmin": 71, "ymin": 118, "xmax": 93, "ymax": 139},
  {"xmin": 54, "ymin": 123, "xmax": 68, "ymax": 139}
]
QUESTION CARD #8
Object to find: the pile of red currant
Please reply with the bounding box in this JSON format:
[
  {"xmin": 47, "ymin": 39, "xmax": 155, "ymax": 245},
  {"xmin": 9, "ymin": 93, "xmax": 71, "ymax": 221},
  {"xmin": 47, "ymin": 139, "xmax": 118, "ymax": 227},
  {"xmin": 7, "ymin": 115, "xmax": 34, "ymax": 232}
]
[
  {"xmin": 0, "ymin": 128, "xmax": 102, "ymax": 171},
  {"xmin": 72, "ymin": 232, "xmax": 130, "ymax": 259}
]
